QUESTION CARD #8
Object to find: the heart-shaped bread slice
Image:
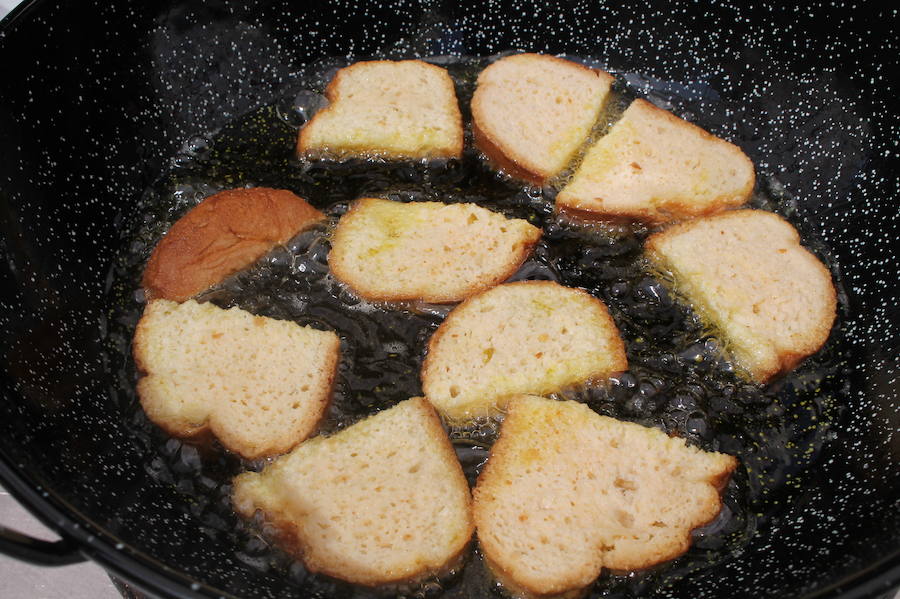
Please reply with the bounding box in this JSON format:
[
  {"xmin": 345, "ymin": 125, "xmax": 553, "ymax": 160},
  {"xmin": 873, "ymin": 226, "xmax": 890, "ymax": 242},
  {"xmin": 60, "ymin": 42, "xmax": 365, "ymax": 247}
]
[
  {"xmin": 133, "ymin": 299, "xmax": 339, "ymax": 459},
  {"xmin": 474, "ymin": 395, "xmax": 737, "ymax": 598}
]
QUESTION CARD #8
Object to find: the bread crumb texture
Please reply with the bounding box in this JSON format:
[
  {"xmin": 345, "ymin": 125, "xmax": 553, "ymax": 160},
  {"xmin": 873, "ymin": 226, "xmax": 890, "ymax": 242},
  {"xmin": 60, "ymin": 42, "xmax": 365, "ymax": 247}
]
[
  {"xmin": 474, "ymin": 395, "xmax": 737, "ymax": 598},
  {"xmin": 142, "ymin": 187, "xmax": 323, "ymax": 302},
  {"xmin": 329, "ymin": 198, "xmax": 542, "ymax": 303},
  {"xmin": 557, "ymin": 99, "xmax": 755, "ymax": 224},
  {"xmin": 645, "ymin": 209, "xmax": 837, "ymax": 382},
  {"xmin": 472, "ymin": 53, "xmax": 614, "ymax": 183},
  {"xmin": 298, "ymin": 60, "xmax": 463, "ymax": 159},
  {"xmin": 422, "ymin": 281, "xmax": 627, "ymax": 421},
  {"xmin": 133, "ymin": 299, "xmax": 339, "ymax": 459},
  {"xmin": 232, "ymin": 397, "xmax": 474, "ymax": 587}
]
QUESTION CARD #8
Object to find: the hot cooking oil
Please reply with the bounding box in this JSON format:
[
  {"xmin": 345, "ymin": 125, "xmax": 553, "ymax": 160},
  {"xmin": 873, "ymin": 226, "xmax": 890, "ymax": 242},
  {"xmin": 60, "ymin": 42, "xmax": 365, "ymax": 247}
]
[{"xmin": 102, "ymin": 53, "xmax": 849, "ymax": 599}]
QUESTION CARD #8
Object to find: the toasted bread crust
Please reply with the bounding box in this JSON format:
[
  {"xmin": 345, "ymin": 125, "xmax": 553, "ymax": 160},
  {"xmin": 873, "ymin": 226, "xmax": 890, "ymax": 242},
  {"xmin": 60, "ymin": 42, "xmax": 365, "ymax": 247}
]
[
  {"xmin": 645, "ymin": 209, "xmax": 837, "ymax": 382},
  {"xmin": 298, "ymin": 60, "xmax": 463, "ymax": 159},
  {"xmin": 555, "ymin": 196, "xmax": 742, "ymax": 228},
  {"xmin": 473, "ymin": 120, "xmax": 546, "ymax": 185},
  {"xmin": 472, "ymin": 54, "xmax": 614, "ymax": 184},
  {"xmin": 481, "ymin": 552, "xmax": 588, "ymax": 599},
  {"xmin": 142, "ymin": 188, "xmax": 323, "ymax": 302},
  {"xmin": 473, "ymin": 396, "xmax": 737, "ymax": 598},
  {"xmin": 232, "ymin": 397, "xmax": 474, "ymax": 587},
  {"xmin": 328, "ymin": 198, "xmax": 542, "ymax": 303},
  {"xmin": 557, "ymin": 99, "xmax": 756, "ymax": 225},
  {"xmin": 132, "ymin": 311, "xmax": 205, "ymax": 437}
]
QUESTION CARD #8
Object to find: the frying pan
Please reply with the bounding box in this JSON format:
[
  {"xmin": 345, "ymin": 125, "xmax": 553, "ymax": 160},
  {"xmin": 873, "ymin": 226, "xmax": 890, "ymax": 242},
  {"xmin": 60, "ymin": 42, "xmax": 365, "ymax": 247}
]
[{"xmin": 0, "ymin": 1, "xmax": 897, "ymax": 598}]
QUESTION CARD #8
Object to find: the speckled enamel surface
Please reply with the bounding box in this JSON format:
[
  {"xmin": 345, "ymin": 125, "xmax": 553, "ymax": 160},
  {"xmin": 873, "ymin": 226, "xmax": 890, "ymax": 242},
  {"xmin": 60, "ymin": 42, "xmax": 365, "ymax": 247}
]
[{"xmin": 0, "ymin": 2, "xmax": 897, "ymax": 599}]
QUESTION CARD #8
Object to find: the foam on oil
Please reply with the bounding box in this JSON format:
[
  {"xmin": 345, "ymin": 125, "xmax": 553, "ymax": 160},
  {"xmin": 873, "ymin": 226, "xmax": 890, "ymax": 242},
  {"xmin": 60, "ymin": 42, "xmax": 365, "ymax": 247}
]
[{"xmin": 103, "ymin": 54, "xmax": 850, "ymax": 599}]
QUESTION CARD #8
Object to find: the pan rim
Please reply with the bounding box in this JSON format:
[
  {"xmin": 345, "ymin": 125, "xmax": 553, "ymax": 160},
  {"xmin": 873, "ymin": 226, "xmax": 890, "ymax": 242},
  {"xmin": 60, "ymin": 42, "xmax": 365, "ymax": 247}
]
[{"xmin": 0, "ymin": 1, "xmax": 897, "ymax": 598}]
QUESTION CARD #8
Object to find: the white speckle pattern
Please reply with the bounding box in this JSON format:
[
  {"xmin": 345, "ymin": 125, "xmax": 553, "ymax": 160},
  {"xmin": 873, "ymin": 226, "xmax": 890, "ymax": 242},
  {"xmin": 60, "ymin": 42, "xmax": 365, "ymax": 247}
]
[{"xmin": 0, "ymin": 2, "xmax": 897, "ymax": 599}]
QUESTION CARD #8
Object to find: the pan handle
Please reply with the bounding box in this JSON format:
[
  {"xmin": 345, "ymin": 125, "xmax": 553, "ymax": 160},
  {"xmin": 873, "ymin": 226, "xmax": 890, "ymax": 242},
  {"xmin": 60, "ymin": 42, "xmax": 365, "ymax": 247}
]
[{"xmin": 0, "ymin": 525, "xmax": 86, "ymax": 566}]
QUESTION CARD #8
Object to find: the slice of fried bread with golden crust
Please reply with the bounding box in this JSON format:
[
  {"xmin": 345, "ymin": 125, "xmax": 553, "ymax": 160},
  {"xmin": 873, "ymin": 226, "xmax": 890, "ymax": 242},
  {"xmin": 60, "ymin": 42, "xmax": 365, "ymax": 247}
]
[
  {"xmin": 645, "ymin": 209, "xmax": 837, "ymax": 382},
  {"xmin": 421, "ymin": 281, "xmax": 627, "ymax": 422},
  {"xmin": 142, "ymin": 187, "xmax": 323, "ymax": 302},
  {"xmin": 298, "ymin": 60, "xmax": 463, "ymax": 159},
  {"xmin": 474, "ymin": 395, "xmax": 737, "ymax": 598},
  {"xmin": 232, "ymin": 397, "xmax": 474, "ymax": 587},
  {"xmin": 329, "ymin": 198, "xmax": 541, "ymax": 303},
  {"xmin": 134, "ymin": 299, "xmax": 339, "ymax": 459},
  {"xmin": 472, "ymin": 53, "xmax": 614, "ymax": 184},
  {"xmin": 557, "ymin": 99, "xmax": 755, "ymax": 224}
]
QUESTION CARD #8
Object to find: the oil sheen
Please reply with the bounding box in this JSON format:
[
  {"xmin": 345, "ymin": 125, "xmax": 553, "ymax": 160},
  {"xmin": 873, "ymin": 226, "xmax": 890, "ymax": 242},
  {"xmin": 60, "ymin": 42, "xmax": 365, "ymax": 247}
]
[{"xmin": 103, "ymin": 54, "xmax": 849, "ymax": 599}]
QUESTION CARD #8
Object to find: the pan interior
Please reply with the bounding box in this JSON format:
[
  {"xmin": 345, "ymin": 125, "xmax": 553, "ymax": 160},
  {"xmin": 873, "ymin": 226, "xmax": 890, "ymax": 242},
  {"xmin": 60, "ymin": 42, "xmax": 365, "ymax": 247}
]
[{"xmin": 0, "ymin": 2, "xmax": 896, "ymax": 599}]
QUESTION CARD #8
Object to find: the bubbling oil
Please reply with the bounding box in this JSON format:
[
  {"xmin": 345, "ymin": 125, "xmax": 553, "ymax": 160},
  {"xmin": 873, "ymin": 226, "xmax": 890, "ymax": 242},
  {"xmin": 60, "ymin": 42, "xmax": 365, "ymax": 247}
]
[{"xmin": 102, "ymin": 54, "xmax": 849, "ymax": 599}]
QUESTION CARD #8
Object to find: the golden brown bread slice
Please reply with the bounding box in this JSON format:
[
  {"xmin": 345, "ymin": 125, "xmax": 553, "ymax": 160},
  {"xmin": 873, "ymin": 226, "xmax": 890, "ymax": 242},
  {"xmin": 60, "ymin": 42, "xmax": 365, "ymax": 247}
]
[
  {"xmin": 328, "ymin": 198, "xmax": 542, "ymax": 303},
  {"xmin": 472, "ymin": 53, "xmax": 614, "ymax": 184},
  {"xmin": 232, "ymin": 397, "xmax": 474, "ymax": 587},
  {"xmin": 142, "ymin": 187, "xmax": 323, "ymax": 302},
  {"xmin": 297, "ymin": 60, "xmax": 463, "ymax": 159},
  {"xmin": 474, "ymin": 395, "xmax": 737, "ymax": 599},
  {"xmin": 133, "ymin": 299, "xmax": 339, "ymax": 459},
  {"xmin": 421, "ymin": 281, "xmax": 627, "ymax": 422},
  {"xmin": 556, "ymin": 99, "xmax": 755, "ymax": 224},
  {"xmin": 645, "ymin": 209, "xmax": 837, "ymax": 382}
]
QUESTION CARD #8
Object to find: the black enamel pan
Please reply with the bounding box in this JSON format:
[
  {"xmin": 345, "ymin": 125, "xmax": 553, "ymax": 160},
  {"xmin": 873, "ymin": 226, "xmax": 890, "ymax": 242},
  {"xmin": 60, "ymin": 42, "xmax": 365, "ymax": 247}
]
[{"xmin": 1, "ymin": 1, "xmax": 898, "ymax": 598}]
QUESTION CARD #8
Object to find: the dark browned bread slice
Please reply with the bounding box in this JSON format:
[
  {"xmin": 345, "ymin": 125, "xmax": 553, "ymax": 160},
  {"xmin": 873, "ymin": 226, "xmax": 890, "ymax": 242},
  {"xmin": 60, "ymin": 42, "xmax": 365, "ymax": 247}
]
[{"xmin": 142, "ymin": 187, "xmax": 323, "ymax": 302}]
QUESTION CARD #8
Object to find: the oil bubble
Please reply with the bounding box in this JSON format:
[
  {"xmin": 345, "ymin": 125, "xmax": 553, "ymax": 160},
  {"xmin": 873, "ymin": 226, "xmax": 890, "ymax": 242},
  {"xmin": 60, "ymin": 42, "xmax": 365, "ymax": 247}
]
[
  {"xmin": 277, "ymin": 90, "xmax": 328, "ymax": 128},
  {"xmin": 170, "ymin": 153, "xmax": 195, "ymax": 169},
  {"xmin": 182, "ymin": 135, "xmax": 211, "ymax": 156}
]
